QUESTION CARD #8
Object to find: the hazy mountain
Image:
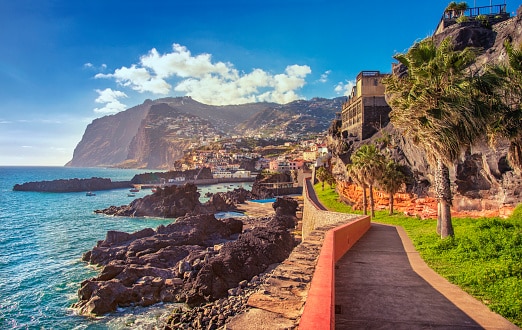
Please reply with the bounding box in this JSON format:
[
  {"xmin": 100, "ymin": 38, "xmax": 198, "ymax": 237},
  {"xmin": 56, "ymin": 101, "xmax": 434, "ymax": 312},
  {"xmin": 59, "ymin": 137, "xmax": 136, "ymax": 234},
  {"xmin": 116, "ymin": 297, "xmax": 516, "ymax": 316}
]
[
  {"xmin": 66, "ymin": 96, "xmax": 344, "ymax": 169},
  {"xmin": 237, "ymin": 97, "xmax": 345, "ymax": 137}
]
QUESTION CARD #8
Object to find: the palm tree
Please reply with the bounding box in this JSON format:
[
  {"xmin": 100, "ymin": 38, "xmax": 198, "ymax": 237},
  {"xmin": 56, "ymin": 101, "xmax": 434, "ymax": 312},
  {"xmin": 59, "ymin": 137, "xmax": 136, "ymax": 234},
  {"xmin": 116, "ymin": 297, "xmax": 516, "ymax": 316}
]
[
  {"xmin": 445, "ymin": 2, "xmax": 458, "ymax": 18},
  {"xmin": 445, "ymin": 2, "xmax": 467, "ymax": 18},
  {"xmin": 326, "ymin": 173, "xmax": 336, "ymax": 189},
  {"xmin": 487, "ymin": 41, "xmax": 522, "ymax": 174},
  {"xmin": 455, "ymin": 2, "xmax": 468, "ymax": 17},
  {"xmin": 346, "ymin": 161, "xmax": 368, "ymax": 215},
  {"xmin": 348, "ymin": 144, "xmax": 386, "ymax": 218},
  {"xmin": 315, "ymin": 166, "xmax": 329, "ymax": 191},
  {"xmin": 383, "ymin": 37, "xmax": 494, "ymax": 238},
  {"xmin": 379, "ymin": 160, "xmax": 407, "ymax": 215}
]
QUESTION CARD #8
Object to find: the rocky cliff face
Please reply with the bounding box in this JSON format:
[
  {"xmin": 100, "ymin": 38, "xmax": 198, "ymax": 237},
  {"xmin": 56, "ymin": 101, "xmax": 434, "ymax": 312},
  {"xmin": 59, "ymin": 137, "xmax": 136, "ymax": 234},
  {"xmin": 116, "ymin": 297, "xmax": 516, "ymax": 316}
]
[
  {"xmin": 330, "ymin": 8, "xmax": 522, "ymax": 217},
  {"xmin": 237, "ymin": 97, "xmax": 345, "ymax": 137},
  {"xmin": 66, "ymin": 101, "xmax": 151, "ymax": 167},
  {"xmin": 125, "ymin": 103, "xmax": 213, "ymax": 169}
]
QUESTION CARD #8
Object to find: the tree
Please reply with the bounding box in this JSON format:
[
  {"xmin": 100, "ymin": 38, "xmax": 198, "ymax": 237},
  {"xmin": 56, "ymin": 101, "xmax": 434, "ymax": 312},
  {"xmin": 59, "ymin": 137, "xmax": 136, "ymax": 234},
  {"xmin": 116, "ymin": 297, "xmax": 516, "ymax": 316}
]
[
  {"xmin": 383, "ymin": 37, "xmax": 495, "ymax": 238},
  {"xmin": 346, "ymin": 161, "xmax": 368, "ymax": 215},
  {"xmin": 326, "ymin": 173, "xmax": 336, "ymax": 188},
  {"xmin": 445, "ymin": 2, "xmax": 467, "ymax": 18},
  {"xmin": 445, "ymin": 2, "xmax": 458, "ymax": 18},
  {"xmin": 455, "ymin": 2, "xmax": 468, "ymax": 16},
  {"xmin": 488, "ymin": 41, "xmax": 522, "ymax": 174},
  {"xmin": 378, "ymin": 160, "xmax": 407, "ymax": 215},
  {"xmin": 315, "ymin": 166, "xmax": 329, "ymax": 191},
  {"xmin": 347, "ymin": 144, "xmax": 386, "ymax": 218}
]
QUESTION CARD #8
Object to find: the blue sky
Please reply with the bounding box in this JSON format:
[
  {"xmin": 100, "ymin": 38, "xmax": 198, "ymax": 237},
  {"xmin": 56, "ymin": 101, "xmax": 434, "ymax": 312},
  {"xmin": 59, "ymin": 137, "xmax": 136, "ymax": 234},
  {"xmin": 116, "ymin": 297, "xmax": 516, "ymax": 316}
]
[{"xmin": 0, "ymin": 0, "xmax": 518, "ymax": 166}]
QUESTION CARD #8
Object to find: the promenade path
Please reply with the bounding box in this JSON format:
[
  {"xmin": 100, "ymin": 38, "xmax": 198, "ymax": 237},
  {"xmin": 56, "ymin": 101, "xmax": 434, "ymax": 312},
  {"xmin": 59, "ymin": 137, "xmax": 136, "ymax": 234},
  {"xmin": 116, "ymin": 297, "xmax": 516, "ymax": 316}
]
[{"xmin": 335, "ymin": 222, "xmax": 518, "ymax": 329}]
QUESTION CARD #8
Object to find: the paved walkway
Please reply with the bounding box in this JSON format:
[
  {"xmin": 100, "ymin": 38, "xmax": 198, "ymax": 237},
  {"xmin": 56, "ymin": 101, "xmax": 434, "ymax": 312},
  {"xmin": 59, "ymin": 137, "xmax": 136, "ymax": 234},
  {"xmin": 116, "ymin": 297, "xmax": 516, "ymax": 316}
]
[{"xmin": 335, "ymin": 223, "xmax": 518, "ymax": 329}]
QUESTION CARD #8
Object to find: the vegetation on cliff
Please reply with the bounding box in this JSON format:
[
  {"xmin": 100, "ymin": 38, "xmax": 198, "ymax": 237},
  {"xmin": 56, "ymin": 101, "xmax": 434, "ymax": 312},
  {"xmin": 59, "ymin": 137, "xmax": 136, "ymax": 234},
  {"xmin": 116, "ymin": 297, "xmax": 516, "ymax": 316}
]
[
  {"xmin": 380, "ymin": 11, "xmax": 522, "ymax": 237},
  {"xmin": 383, "ymin": 37, "xmax": 499, "ymax": 238}
]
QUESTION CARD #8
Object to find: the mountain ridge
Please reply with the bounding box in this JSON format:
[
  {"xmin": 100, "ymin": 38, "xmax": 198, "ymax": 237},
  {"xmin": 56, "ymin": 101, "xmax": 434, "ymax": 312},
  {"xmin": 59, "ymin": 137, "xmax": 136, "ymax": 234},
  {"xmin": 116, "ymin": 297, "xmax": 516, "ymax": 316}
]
[{"xmin": 67, "ymin": 96, "xmax": 344, "ymax": 169}]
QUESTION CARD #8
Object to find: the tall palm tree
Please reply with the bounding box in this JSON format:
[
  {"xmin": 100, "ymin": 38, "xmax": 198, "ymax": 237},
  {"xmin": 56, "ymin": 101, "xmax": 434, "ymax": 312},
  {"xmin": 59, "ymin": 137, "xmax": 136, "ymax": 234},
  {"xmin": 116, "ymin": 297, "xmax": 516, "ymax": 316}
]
[
  {"xmin": 315, "ymin": 166, "xmax": 329, "ymax": 191},
  {"xmin": 379, "ymin": 160, "xmax": 407, "ymax": 215},
  {"xmin": 455, "ymin": 2, "xmax": 468, "ymax": 17},
  {"xmin": 445, "ymin": 2, "xmax": 458, "ymax": 18},
  {"xmin": 383, "ymin": 37, "xmax": 494, "ymax": 238},
  {"xmin": 346, "ymin": 161, "xmax": 368, "ymax": 215},
  {"xmin": 487, "ymin": 41, "xmax": 522, "ymax": 174},
  {"xmin": 347, "ymin": 144, "xmax": 385, "ymax": 218}
]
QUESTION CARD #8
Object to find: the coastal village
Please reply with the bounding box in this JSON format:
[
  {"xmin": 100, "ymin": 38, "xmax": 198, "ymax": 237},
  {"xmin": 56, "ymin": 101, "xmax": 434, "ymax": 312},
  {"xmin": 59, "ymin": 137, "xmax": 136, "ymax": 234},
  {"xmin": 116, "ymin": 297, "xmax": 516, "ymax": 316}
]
[
  {"xmin": 183, "ymin": 138, "xmax": 329, "ymax": 178},
  {"xmin": 5, "ymin": 2, "xmax": 522, "ymax": 330}
]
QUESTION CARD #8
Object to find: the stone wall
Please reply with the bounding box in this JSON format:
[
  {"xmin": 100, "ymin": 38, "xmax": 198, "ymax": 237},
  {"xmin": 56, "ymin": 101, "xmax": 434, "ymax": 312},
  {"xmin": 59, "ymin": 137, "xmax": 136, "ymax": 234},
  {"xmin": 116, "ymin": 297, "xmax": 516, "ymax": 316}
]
[
  {"xmin": 302, "ymin": 178, "xmax": 361, "ymax": 239},
  {"xmin": 337, "ymin": 181, "xmax": 515, "ymax": 219}
]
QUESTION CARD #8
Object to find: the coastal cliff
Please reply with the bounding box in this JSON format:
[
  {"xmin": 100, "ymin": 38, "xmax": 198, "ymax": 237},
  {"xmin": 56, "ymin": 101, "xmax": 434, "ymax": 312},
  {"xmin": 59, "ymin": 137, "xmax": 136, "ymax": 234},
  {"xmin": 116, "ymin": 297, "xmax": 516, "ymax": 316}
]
[{"xmin": 329, "ymin": 7, "xmax": 522, "ymax": 218}]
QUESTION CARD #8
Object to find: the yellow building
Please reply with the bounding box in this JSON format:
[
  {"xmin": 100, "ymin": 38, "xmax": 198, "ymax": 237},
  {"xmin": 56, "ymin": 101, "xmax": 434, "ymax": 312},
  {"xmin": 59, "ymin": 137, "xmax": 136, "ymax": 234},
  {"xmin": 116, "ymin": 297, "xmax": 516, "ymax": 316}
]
[{"xmin": 341, "ymin": 71, "xmax": 391, "ymax": 140}]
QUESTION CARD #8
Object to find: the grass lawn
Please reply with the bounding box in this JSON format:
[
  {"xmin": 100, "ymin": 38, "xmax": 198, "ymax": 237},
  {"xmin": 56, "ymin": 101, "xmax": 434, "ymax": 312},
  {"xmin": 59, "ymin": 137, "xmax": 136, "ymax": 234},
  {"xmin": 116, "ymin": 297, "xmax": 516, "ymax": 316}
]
[{"xmin": 314, "ymin": 183, "xmax": 522, "ymax": 327}]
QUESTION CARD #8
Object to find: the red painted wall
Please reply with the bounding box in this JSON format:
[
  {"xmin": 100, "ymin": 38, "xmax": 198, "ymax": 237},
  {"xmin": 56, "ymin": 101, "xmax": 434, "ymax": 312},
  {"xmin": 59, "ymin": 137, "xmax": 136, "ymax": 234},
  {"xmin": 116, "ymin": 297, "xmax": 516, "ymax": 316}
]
[{"xmin": 299, "ymin": 216, "xmax": 370, "ymax": 330}]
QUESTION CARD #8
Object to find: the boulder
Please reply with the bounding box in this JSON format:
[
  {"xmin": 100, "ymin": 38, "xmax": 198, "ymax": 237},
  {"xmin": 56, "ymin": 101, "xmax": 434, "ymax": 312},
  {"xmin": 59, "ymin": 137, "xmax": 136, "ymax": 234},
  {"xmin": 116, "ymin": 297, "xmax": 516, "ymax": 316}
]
[
  {"xmin": 94, "ymin": 184, "xmax": 253, "ymax": 218},
  {"xmin": 183, "ymin": 215, "xmax": 295, "ymax": 306},
  {"xmin": 74, "ymin": 214, "xmax": 246, "ymax": 315}
]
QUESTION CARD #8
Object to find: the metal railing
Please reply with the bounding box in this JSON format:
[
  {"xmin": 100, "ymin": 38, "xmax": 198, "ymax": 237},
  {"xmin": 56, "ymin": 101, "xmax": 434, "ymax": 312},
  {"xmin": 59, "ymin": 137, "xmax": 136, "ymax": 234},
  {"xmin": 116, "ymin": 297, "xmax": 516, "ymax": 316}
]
[{"xmin": 443, "ymin": 4, "xmax": 507, "ymax": 20}]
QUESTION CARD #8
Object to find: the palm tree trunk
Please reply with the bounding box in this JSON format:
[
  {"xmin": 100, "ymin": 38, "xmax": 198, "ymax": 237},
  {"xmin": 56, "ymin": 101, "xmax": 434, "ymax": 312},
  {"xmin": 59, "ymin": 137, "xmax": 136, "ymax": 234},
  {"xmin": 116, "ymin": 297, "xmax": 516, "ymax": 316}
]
[
  {"xmin": 435, "ymin": 173, "xmax": 441, "ymax": 235},
  {"xmin": 369, "ymin": 184, "xmax": 375, "ymax": 218},
  {"xmin": 362, "ymin": 186, "xmax": 367, "ymax": 215},
  {"xmin": 435, "ymin": 159, "xmax": 454, "ymax": 238},
  {"xmin": 440, "ymin": 199, "xmax": 454, "ymax": 238},
  {"xmin": 389, "ymin": 193, "xmax": 394, "ymax": 216},
  {"xmin": 437, "ymin": 202, "xmax": 442, "ymax": 235}
]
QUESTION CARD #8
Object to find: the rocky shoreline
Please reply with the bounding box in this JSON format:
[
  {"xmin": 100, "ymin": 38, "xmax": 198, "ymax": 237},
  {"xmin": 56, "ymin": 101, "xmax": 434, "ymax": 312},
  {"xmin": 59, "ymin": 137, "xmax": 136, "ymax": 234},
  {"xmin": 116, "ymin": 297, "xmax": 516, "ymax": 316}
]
[
  {"xmin": 162, "ymin": 265, "xmax": 277, "ymax": 329},
  {"xmin": 73, "ymin": 196, "xmax": 299, "ymax": 320}
]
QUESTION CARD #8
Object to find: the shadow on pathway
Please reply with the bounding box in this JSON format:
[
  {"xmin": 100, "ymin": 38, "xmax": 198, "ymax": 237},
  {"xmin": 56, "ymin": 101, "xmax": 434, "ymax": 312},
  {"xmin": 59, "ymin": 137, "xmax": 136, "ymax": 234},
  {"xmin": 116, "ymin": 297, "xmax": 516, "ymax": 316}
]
[{"xmin": 335, "ymin": 223, "xmax": 517, "ymax": 329}]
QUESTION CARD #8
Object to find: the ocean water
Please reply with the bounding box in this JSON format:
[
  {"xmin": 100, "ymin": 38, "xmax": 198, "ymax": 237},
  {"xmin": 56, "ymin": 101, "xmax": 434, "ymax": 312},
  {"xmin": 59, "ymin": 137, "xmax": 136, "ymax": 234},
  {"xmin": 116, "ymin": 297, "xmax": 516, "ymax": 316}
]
[{"xmin": 0, "ymin": 167, "xmax": 251, "ymax": 329}]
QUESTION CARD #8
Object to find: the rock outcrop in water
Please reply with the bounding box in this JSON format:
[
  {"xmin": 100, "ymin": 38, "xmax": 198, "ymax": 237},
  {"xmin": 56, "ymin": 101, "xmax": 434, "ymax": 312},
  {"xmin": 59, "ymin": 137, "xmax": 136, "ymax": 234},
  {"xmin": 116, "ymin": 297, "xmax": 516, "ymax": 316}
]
[
  {"xmin": 12, "ymin": 177, "xmax": 132, "ymax": 192},
  {"xmin": 94, "ymin": 183, "xmax": 254, "ymax": 218},
  {"xmin": 73, "ymin": 197, "xmax": 297, "ymax": 316}
]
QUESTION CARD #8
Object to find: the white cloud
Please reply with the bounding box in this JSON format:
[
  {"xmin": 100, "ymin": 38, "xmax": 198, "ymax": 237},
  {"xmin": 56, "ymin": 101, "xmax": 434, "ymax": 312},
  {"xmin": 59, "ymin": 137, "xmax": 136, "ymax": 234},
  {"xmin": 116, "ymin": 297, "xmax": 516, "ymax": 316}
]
[
  {"xmin": 319, "ymin": 70, "xmax": 331, "ymax": 83},
  {"xmin": 140, "ymin": 44, "xmax": 232, "ymax": 79},
  {"xmin": 93, "ymin": 88, "xmax": 128, "ymax": 114},
  {"xmin": 334, "ymin": 80, "xmax": 356, "ymax": 97},
  {"xmin": 84, "ymin": 62, "xmax": 108, "ymax": 71},
  {"xmin": 94, "ymin": 43, "xmax": 312, "ymax": 105},
  {"xmin": 173, "ymin": 64, "xmax": 311, "ymax": 105}
]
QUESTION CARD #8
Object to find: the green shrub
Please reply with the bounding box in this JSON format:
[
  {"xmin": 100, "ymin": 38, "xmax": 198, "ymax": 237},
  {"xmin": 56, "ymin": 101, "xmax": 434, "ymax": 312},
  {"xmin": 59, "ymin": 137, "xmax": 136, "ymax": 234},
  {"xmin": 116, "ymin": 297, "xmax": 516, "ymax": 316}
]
[
  {"xmin": 475, "ymin": 14, "xmax": 490, "ymax": 27},
  {"xmin": 456, "ymin": 15, "xmax": 469, "ymax": 23}
]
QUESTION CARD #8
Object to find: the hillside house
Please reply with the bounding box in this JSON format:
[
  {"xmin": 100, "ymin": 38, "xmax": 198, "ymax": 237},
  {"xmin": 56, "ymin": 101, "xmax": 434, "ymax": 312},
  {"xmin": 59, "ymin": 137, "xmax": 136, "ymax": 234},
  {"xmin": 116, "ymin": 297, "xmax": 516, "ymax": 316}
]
[{"xmin": 341, "ymin": 71, "xmax": 391, "ymax": 140}]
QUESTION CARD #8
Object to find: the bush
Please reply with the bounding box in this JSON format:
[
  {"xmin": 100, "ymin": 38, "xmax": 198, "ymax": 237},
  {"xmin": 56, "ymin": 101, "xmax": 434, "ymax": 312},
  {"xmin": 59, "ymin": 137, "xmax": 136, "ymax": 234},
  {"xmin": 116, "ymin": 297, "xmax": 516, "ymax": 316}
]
[
  {"xmin": 456, "ymin": 15, "xmax": 469, "ymax": 23},
  {"xmin": 475, "ymin": 14, "xmax": 490, "ymax": 28}
]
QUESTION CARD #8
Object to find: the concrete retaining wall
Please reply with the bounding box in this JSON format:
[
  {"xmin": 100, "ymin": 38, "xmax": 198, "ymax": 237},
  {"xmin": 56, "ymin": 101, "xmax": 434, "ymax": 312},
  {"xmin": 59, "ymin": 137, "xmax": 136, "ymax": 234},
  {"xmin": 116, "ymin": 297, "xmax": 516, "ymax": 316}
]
[
  {"xmin": 302, "ymin": 178, "xmax": 362, "ymax": 239},
  {"xmin": 299, "ymin": 178, "xmax": 371, "ymax": 329}
]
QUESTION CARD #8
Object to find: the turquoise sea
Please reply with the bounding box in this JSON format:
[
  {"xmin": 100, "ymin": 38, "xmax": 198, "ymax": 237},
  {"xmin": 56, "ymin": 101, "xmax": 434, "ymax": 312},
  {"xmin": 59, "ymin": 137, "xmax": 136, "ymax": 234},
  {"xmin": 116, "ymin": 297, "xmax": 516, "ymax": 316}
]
[{"xmin": 0, "ymin": 167, "xmax": 251, "ymax": 329}]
